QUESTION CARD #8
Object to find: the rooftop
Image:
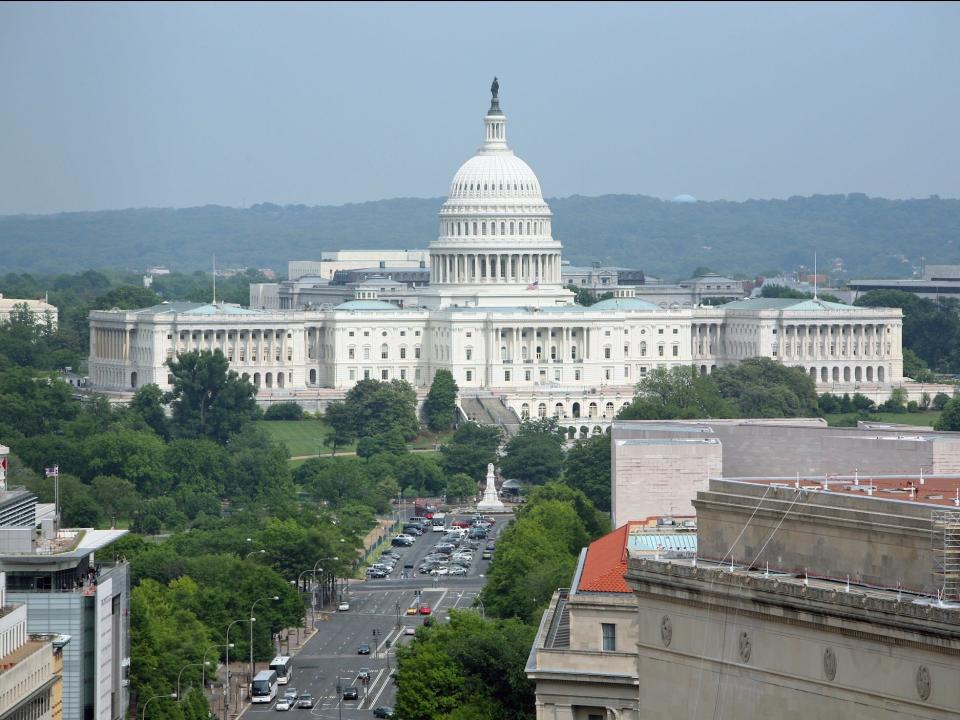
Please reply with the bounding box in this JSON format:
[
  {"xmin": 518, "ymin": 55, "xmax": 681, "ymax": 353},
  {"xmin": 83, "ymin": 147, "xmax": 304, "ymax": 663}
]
[
  {"xmin": 731, "ymin": 473, "xmax": 960, "ymax": 508},
  {"xmin": 719, "ymin": 297, "xmax": 855, "ymax": 311},
  {"xmin": 126, "ymin": 302, "xmax": 268, "ymax": 316}
]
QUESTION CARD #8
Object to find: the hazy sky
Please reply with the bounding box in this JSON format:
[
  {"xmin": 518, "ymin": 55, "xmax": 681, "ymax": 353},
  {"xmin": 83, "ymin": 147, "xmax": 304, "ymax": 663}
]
[{"xmin": 1, "ymin": 2, "xmax": 958, "ymax": 215}]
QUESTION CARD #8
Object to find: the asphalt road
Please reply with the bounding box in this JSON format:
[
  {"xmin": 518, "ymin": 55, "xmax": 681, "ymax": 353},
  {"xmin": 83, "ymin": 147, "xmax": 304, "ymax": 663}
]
[{"xmin": 244, "ymin": 513, "xmax": 509, "ymax": 719}]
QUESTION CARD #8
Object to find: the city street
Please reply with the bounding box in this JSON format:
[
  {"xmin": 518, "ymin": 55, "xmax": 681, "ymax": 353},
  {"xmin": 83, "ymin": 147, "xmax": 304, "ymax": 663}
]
[{"xmin": 243, "ymin": 513, "xmax": 509, "ymax": 719}]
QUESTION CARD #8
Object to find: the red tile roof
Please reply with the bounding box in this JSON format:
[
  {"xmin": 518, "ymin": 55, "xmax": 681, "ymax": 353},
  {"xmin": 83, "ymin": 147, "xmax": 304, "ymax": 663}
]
[{"xmin": 577, "ymin": 522, "xmax": 639, "ymax": 593}]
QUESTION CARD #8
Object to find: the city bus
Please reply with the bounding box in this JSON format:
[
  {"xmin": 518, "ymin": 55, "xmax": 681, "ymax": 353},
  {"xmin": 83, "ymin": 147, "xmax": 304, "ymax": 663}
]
[
  {"xmin": 431, "ymin": 512, "xmax": 447, "ymax": 531},
  {"xmin": 269, "ymin": 655, "xmax": 293, "ymax": 685},
  {"xmin": 251, "ymin": 669, "xmax": 278, "ymax": 703}
]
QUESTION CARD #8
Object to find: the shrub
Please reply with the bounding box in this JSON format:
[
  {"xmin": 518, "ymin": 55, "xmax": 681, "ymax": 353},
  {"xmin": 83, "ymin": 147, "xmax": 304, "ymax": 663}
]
[{"xmin": 264, "ymin": 402, "xmax": 305, "ymax": 420}]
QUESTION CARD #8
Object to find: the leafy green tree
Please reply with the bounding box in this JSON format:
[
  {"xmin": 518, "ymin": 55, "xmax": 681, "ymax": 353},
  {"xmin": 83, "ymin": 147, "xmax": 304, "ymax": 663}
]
[
  {"xmin": 91, "ymin": 475, "xmax": 142, "ymax": 521},
  {"xmin": 0, "ymin": 366, "xmax": 79, "ymax": 438},
  {"xmin": 130, "ymin": 384, "xmax": 170, "ymax": 440},
  {"xmin": 322, "ymin": 402, "xmax": 356, "ymax": 454},
  {"xmin": 620, "ymin": 366, "xmax": 736, "ymax": 420},
  {"xmin": 562, "ymin": 432, "xmax": 612, "ymax": 512},
  {"xmin": 165, "ymin": 438, "xmax": 229, "ymax": 497},
  {"xmin": 440, "ymin": 422, "xmax": 502, "ymax": 481},
  {"xmin": 903, "ymin": 348, "xmax": 935, "ymax": 382},
  {"xmin": 933, "ymin": 392, "xmax": 952, "ymax": 411},
  {"xmin": 480, "ymin": 515, "xmax": 578, "ymax": 624},
  {"xmin": 520, "ymin": 482, "xmax": 610, "ymax": 539},
  {"xmin": 166, "ymin": 350, "xmax": 258, "ymax": 443},
  {"xmin": 424, "ymin": 369, "xmax": 459, "ymax": 432},
  {"xmin": 133, "ymin": 497, "xmax": 187, "ymax": 534},
  {"xmin": 711, "ymin": 358, "xmax": 819, "ymax": 417},
  {"xmin": 387, "ymin": 453, "xmax": 444, "ymax": 495},
  {"xmin": 224, "ymin": 424, "xmax": 294, "ymax": 502},
  {"xmin": 935, "ymin": 397, "xmax": 960, "ymax": 431},
  {"xmin": 499, "ymin": 419, "xmax": 565, "ymax": 485},
  {"xmin": 263, "ymin": 402, "xmax": 304, "ymax": 420},
  {"xmin": 356, "ymin": 428, "xmax": 408, "ymax": 458},
  {"xmin": 445, "ymin": 473, "xmax": 477, "ymax": 503},
  {"xmin": 84, "ymin": 429, "xmax": 170, "ymax": 495}
]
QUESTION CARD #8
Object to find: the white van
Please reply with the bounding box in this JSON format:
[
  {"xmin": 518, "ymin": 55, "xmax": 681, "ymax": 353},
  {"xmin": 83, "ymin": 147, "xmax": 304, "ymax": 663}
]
[{"xmin": 431, "ymin": 513, "xmax": 447, "ymax": 531}]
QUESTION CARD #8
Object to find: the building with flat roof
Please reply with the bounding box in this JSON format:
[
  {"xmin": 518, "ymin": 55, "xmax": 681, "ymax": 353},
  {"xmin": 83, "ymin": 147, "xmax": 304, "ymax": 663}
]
[
  {"xmin": 611, "ymin": 419, "xmax": 960, "ymax": 527},
  {"xmin": 0, "ymin": 295, "xmax": 58, "ymax": 328},
  {"xmin": 0, "ymin": 570, "xmax": 68, "ymax": 720},
  {"xmin": 0, "ymin": 487, "xmax": 129, "ymax": 720}
]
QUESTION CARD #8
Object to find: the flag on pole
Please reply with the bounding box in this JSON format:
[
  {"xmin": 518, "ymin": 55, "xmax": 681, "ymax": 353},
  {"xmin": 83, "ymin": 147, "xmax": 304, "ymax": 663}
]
[
  {"xmin": 526, "ymin": 279, "xmax": 539, "ymax": 291},
  {"xmin": 45, "ymin": 466, "xmax": 59, "ymax": 477}
]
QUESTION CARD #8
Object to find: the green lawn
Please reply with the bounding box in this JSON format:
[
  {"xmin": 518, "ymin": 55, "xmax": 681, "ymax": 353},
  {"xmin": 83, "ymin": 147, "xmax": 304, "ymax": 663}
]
[
  {"xmin": 825, "ymin": 411, "xmax": 941, "ymax": 427},
  {"xmin": 256, "ymin": 419, "xmax": 355, "ymax": 457}
]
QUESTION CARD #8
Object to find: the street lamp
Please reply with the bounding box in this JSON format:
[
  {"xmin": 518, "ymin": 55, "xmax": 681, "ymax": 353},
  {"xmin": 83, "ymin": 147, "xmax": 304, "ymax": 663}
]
[
  {"xmin": 177, "ymin": 661, "xmax": 209, "ymax": 700},
  {"xmin": 250, "ymin": 596, "xmax": 280, "ymax": 685},
  {"xmin": 244, "ymin": 549, "xmax": 266, "ymax": 561},
  {"xmin": 142, "ymin": 693, "xmax": 176, "ymax": 720},
  {"xmin": 225, "ymin": 618, "xmax": 253, "ymax": 719},
  {"xmin": 474, "ymin": 598, "xmax": 485, "ymax": 620},
  {"xmin": 202, "ymin": 643, "xmax": 233, "ymax": 689},
  {"xmin": 313, "ymin": 556, "xmax": 340, "ymax": 609}
]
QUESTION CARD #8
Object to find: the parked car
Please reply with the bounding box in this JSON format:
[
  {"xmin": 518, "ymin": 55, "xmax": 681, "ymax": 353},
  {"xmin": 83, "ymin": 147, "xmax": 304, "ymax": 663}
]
[
  {"xmin": 448, "ymin": 565, "xmax": 468, "ymax": 576},
  {"xmin": 373, "ymin": 707, "xmax": 395, "ymax": 718},
  {"xmin": 404, "ymin": 626, "xmax": 416, "ymax": 635},
  {"xmin": 358, "ymin": 643, "xmax": 371, "ymax": 655},
  {"xmin": 342, "ymin": 686, "xmax": 359, "ymax": 701},
  {"xmin": 391, "ymin": 536, "xmax": 413, "ymax": 547},
  {"xmin": 338, "ymin": 600, "xmax": 350, "ymax": 611},
  {"xmin": 429, "ymin": 566, "xmax": 449, "ymax": 576},
  {"xmin": 366, "ymin": 568, "xmax": 387, "ymax": 579},
  {"xmin": 297, "ymin": 694, "xmax": 314, "ymax": 709},
  {"xmin": 274, "ymin": 698, "xmax": 291, "ymax": 711},
  {"xmin": 451, "ymin": 520, "xmax": 470, "ymax": 528},
  {"xmin": 482, "ymin": 550, "xmax": 492, "ymax": 560}
]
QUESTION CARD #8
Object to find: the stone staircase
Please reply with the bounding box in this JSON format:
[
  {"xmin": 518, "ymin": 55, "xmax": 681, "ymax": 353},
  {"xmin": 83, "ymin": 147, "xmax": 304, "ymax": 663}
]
[{"xmin": 459, "ymin": 394, "xmax": 522, "ymax": 436}]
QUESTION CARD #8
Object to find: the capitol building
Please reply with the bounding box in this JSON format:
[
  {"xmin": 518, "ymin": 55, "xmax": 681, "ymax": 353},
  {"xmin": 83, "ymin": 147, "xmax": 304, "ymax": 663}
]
[{"xmin": 88, "ymin": 82, "xmax": 906, "ymax": 426}]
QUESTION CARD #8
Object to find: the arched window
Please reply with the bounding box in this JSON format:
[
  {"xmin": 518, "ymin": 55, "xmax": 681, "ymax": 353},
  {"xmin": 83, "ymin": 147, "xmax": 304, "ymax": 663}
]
[
  {"xmin": 866, "ymin": 366, "xmax": 874, "ymax": 381},
  {"xmin": 130, "ymin": 371, "xmax": 138, "ymax": 389},
  {"xmin": 572, "ymin": 402, "xmax": 581, "ymax": 418},
  {"xmin": 640, "ymin": 341, "xmax": 647, "ymax": 356},
  {"xmin": 605, "ymin": 402, "xmax": 614, "ymax": 417},
  {"xmin": 501, "ymin": 346, "xmax": 508, "ymax": 361},
  {"xmin": 501, "ymin": 222, "xmax": 506, "ymax": 235},
  {"xmin": 518, "ymin": 222, "xmax": 523, "ymax": 235},
  {"xmin": 473, "ymin": 222, "xmax": 478, "ymax": 235},
  {"xmin": 253, "ymin": 372, "xmax": 261, "ymax": 387},
  {"xmin": 855, "ymin": 366, "xmax": 862, "ymax": 381},
  {"xmin": 843, "ymin": 367, "xmax": 850, "ymax": 381},
  {"xmin": 536, "ymin": 345, "xmax": 542, "ymax": 360},
  {"xmin": 278, "ymin": 373, "xmax": 285, "ymax": 388},
  {"xmin": 550, "ymin": 345, "xmax": 557, "ymax": 360},
  {"xmin": 832, "ymin": 367, "xmax": 840, "ymax": 382},
  {"xmin": 878, "ymin": 366, "xmax": 885, "ymax": 382},
  {"xmin": 309, "ymin": 369, "xmax": 316, "ymax": 384},
  {"xmin": 521, "ymin": 403, "xmax": 530, "ymax": 419},
  {"xmin": 265, "ymin": 372, "xmax": 273, "ymax": 388},
  {"xmin": 537, "ymin": 403, "xmax": 547, "ymax": 419},
  {"xmin": 554, "ymin": 403, "xmax": 564, "ymax": 418},
  {"xmin": 521, "ymin": 346, "xmax": 528, "ymax": 360},
  {"xmin": 589, "ymin": 402, "xmax": 598, "ymax": 418},
  {"xmin": 571, "ymin": 345, "xmax": 577, "ymax": 360},
  {"xmin": 491, "ymin": 221, "xmax": 496, "ymax": 236},
  {"xmin": 482, "ymin": 222, "xmax": 487, "ymax": 235},
  {"xmin": 381, "ymin": 344, "xmax": 389, "ymax": 360},
  {"xmin": 510, "ymin": 221, "xmax": 514, "ymax": 234}
]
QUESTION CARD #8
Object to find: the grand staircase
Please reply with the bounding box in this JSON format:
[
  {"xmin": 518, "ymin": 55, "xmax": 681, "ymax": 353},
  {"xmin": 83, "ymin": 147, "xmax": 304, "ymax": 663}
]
[{"xmin": 459, "ymin": 393, "xmax": 522, "ymax": 436}]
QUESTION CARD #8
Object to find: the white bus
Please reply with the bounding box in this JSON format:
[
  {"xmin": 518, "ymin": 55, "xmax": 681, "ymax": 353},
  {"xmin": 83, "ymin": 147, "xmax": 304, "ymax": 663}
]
[
  {"xmin": 431, "ymin": 513, "xmax": 447, "ymax": 531},
  {"xmin": 251, "ymin": 669, "xmax": 278, "ymax": 703},
  {"xmin": 269, "ymin": 655, "xmax": 293, "ymax": 685}
]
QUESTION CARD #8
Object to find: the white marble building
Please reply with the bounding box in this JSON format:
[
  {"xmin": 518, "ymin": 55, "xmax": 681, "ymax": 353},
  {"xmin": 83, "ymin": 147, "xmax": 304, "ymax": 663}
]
[{"xmin": 88, "ymin": 81, "xmax": 907, "ymax": 423}]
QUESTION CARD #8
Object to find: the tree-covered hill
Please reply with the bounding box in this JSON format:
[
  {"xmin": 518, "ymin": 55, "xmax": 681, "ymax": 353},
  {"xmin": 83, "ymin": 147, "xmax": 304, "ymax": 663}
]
[{"xmin": 2, "ymin": 193, "xmax": 958, "ymax": 279}]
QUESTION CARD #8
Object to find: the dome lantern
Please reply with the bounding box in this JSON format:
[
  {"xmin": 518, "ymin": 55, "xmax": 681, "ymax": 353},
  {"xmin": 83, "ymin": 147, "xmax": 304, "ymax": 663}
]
[{"xmin": 483, "ymin": 76, "xmax": 507, "ymax": 151}]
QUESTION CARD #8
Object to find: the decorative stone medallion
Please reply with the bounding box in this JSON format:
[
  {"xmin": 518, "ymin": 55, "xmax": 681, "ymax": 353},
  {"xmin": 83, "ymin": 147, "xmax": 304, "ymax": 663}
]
[
  {"xmin": 738, "ymin": 631, "xmax": 752, "ymax": 663},
  {"xmin": 823, "ymin": 647, "xmax": 837, "ymax": 681},
  {"xmin": 916, "ymin": 665, "xmax": 931, "ymax": 701},
  {"xmin": 660, "ymin": 615, "xmax": 673, "ymax": 647}
]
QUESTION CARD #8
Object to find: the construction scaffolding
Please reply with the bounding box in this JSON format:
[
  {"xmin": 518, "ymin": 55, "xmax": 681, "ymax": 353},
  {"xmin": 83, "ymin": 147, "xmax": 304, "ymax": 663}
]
[{"xmin": 932, "ymin": 510, "xmax": 960, "ymax": 601}]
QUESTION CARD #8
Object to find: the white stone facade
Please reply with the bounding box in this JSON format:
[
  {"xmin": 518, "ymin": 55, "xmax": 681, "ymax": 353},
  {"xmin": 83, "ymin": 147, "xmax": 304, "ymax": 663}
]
[{"xmin": 88, "ymin": 83, "xmax": 905, "ymax": 419}]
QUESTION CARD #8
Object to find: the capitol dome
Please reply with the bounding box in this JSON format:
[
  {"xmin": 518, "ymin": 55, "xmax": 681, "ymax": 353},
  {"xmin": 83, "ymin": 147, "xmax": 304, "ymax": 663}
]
[{"xmin": 448, "ymin": 153, "xmax": 543, "ymax": 202}]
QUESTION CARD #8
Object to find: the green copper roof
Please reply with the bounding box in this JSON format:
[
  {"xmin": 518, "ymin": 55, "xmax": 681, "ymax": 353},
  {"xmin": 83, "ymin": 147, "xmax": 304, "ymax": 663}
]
[
  {"xmin": 589, "ymin": 297, "xmax": 661, "ymax": 311},
  {"xmin": 135, "ymin": 302, "xmax": 265, "ymax": 315},
  {"xmin": 719, "ymin": 298, "xmax": 853, "ymax": 311}
]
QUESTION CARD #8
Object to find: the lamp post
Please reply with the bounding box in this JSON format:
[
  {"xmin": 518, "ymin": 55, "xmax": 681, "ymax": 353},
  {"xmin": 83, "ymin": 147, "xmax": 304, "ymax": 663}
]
[
  {"xmin": 295, "ymin": 570, "xmax": 314, "ymax": 628},
  {"xmin": 313, "ymin": 556, "xmax": 339, "ymax": 609},
  {"xmin": 244, "ymin": 549, "xmax": 266, "ymax": 561},
  {"xmin": 474, "ymin": 598, "xmax": 485, "ymax": 620},
  {"xmin": 178, "ymin": 661, "xmax": 209, "ymax": 700},
  {"xmin": 250, "ymin": 596, "xmax": 280, "ymax": 686},
  {"xmin": 225, "ymin": 618, "xmax": 253, "ymax": 719},
  {"xmin": 142, "ymin": 693, "xmax": 176, "ymax": 720},
  {"xmin": 202, "ymin": 643, "xmax": 233, "ymax": 689}
]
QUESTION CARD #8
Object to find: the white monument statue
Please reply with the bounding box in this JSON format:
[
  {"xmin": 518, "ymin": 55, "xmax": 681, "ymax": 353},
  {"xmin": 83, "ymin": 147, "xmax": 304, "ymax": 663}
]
[{"xmin": 477, "ymin": 462, "xmax": 506, "ymax": 513}]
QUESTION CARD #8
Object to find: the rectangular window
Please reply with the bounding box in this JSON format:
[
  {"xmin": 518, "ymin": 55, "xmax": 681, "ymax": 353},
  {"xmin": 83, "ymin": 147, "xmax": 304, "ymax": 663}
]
[
  {"xmin": 400, "ymin": 347, "xmax": 407, "ymax": 359},
  {"xmin": 382, "ymin": 348, "xmax": 388, "ymax": 359},
  {"xmin": 382, "ymin": 370, "xmax": 389, "ymax": 380},
  {"xmin": 466, "ymin": 349, "xmax": 473, "ymax": 360},
  {"xmin": 575, "ymin": 369, "xmax": 581, "ymax": 381},
  {"xmin": 673, "ymin": 328, "xmax": 678, "ymax": 334},
  {"xmin": 466, "ymin": 370, "xmax": 473, "ymax": 382},
  {"xmin": 624, "ymin": 344, "xmax": 629, "ymax": 355},
  {"xmin": 605, "ymin": 368, "xmax": 612, "ymax": 380},
  {"xmin": 604, "ymin": 348, "xmax": 611, "ymax": 359},
  {"xmin": 602, "ymin": 623, "xmax": 616, "ymax": 652},
  {"xmin": 415, "ymin": 368, "xmax": 421, "ymax": 381},
  {"xmin": 349, "ymin": 369, "xmax": 356, "ymax": 380},
  {"xmin": 640, "ymin": 366, "xmax": 648, "ymax": 376},
  {"xmin": 624, "ymin": 365, "xmax": 630, "ymax": 377},
  {"xmin": 658, "ymin": 345, "xmax": 665, "ymax": 357},
  {"xmin": 466, "ymin": 332, "xmax": 472, "ymax": 337},
  {"xmin": 363, "ymin": 348, "xmax": 370, "ymax": 360},
  {"xmin": 415, "ymin": 330, "xmax": 421, "ymax": 336},
  {"xmin": 363, "ymin": 369, "xmax": 370, "ymax": 379},
  {"xmin": 525, "ymin": 370, "xmax": 532, "ymax": 381},
  {"xmin": 672, "ymin": 345, "xmax": 679, "ymax": 357},
  {"xmin": 400, "ymin": 369, "xmax": 407, "ymax": 380},
  {"xmin": 349, "ymin": 331, "xmax": 355, "ymax": 337},
  {"xmin": 363, "ymin": 331, "xmax": 370, "ymax": 337},
  {"xmin": 349, "ymin": 348, "xmax": 355, "ymax": 359},
  {"xmin": 504, "ymin": 370, "xmax": 511, "ymax": 381}
]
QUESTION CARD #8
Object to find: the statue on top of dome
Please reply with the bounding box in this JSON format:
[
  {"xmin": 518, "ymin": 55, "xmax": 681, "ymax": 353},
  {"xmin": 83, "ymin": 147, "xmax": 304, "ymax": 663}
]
[{"xmin": 491, "ymin": 77, "xmax": 499, "ymax": 100}]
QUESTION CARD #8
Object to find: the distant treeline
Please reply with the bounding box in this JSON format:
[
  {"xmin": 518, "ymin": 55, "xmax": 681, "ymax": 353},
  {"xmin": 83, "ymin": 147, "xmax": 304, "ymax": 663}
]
[{"xmin": 2, "ymin": 193, "xmax": 959, "ymax": 278}]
